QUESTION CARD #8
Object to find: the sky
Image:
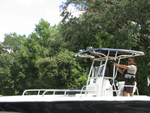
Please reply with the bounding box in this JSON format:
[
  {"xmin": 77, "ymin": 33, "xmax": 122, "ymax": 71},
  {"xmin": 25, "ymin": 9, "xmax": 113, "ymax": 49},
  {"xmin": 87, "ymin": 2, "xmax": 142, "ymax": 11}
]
[{"xmin": 0, "ymin": 0, "xmax": 67, "ymax": 42}]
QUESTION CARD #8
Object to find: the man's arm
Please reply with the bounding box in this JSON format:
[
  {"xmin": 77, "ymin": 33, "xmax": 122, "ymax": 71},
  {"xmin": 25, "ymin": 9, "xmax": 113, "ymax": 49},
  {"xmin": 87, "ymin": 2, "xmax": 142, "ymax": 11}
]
[
  {"xmin": 117, "ymin": 67, "xmax": 124, "ymax": 74},
  {"xmin": 114, "ymin": 63, "xmax": 129, "ymax": 70}
]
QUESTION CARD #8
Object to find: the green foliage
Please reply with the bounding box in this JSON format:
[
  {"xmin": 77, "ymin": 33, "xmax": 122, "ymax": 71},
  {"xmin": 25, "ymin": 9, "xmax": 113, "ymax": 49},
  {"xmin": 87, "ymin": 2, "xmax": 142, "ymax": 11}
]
[
  {"xmin": 136, "ymin": 60, "xmax": 150, "ymax": 95},
  {"xmin": 0, "ymin": 52, "xmax": 13, "ymax": 95},
  {"xmin": 60, "ymin": 0, "xmax": 150, "ymax": 49},
  {"xmin": 59, "ymin": 14, "xmax": 101, "ymax": 52},
  {"xmin": 0, "ymin": 0, "xmax": 149, "ymax": 96},
  {"xmin": 0, "ymin": 19, "xmax": 88, "ymax": 95},
  {"xmin": 94, "ymin": 31, "xmax": 113, "ymax": 48},
  {"xmin": 60, "ymin": 0, "xmax": 150, "ymax": 95},
  {"xmin": 36, "ymin": 49, "xmax": 87, "ymax": 89},
  {"xmin": 3, "ymin": 33, "xmax": 25, "ymax": 51}
]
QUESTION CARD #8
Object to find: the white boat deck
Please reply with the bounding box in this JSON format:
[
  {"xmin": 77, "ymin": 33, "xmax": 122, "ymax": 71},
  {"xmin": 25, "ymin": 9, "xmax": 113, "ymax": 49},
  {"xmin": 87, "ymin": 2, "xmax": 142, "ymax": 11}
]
[{"xmin": 0, "ymin": 94, "xmax": 150, "ymax": 102}]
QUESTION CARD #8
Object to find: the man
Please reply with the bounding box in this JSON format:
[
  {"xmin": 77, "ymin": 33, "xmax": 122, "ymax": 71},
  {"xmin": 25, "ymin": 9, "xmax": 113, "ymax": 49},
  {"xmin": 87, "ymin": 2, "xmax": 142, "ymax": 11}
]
[{"xmin": 114, "ymin": 58, "xmax": 137, "ymax": 96}]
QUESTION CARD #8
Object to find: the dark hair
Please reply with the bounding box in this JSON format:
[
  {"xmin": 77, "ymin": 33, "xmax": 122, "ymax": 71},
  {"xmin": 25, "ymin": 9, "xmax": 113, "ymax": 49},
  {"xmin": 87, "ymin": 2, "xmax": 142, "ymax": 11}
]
[{"xmin": 129, "ymin": 57, "xmax": 134, "ymax": 61}]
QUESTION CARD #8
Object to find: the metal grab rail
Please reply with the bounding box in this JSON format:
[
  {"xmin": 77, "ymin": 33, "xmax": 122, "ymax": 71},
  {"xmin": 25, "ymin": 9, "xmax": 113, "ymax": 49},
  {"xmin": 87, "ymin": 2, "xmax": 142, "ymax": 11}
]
[
  {"xmin": 42, "ymin": 89, "xmax": 82, "ymax": 97},
  {"xmin": 81, "ymin": 86, "xmax": 86, "ymax": 94},
  {"xmin": 41, "ymin": 89, "xmax": 114, "ymax": 97},
  {"xmin": 22, "ymin": 89, "xmax": 114, "ymax": 97},
  {"xmin": 22, "ymin": 86, "xmax": 139, "ymax": 97},
  {"xmin": 117, "ymin": 85, "xmax": 139, "ymax": 96},
  {"xmin": 22, "ymin": 89, "xmax": 53, "ymax": 96},
  {"xmin": 22, "ymin": 89, "xmax": 83, "ymax": 96}
]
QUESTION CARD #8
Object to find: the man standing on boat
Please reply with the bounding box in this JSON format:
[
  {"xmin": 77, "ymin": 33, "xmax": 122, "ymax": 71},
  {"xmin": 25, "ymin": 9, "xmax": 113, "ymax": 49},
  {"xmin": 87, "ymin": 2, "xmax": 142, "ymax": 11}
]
[{"xmin": 114, "ymin": 58, "xmax": 137, "ymax": 96}]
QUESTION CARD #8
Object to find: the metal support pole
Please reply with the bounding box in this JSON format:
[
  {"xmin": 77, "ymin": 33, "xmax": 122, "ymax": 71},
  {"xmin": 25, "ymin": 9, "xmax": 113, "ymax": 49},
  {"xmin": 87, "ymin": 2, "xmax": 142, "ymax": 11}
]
[
  {"xmin": 86, "ymin": 60, "xmax": 95, "ymax": 86},
  {"xmin": 101, "ymin": 51, "xmax": 110, "ymax": 96}
]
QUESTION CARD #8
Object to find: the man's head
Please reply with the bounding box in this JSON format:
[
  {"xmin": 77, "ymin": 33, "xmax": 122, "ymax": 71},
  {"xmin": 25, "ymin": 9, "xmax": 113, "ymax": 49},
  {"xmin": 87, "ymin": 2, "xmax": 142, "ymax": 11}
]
[{"xmin": 128, "ymin": 58, "xmax": 134, "ymax": 65}]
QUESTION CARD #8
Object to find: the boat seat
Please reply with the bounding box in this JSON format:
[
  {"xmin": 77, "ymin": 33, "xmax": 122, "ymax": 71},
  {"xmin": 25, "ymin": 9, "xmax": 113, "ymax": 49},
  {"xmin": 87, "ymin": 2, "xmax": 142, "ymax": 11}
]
[{"xmin": 86, "ymin": 84, "xmax": 98, "ymax": 95}]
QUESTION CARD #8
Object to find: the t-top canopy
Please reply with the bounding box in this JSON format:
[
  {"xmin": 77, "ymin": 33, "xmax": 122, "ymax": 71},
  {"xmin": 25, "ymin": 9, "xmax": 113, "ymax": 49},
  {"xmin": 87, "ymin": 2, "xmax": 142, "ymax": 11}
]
[{"xmin": 75, "ymin": 48, "xmax": 144, "ymax": 60}]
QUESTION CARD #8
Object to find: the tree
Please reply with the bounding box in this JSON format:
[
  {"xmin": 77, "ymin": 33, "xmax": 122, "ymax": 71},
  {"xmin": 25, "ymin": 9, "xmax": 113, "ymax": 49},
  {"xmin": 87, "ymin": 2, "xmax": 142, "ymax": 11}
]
[
  {"xmin": 34, "ymin": 19, "xmax": 88, "ymax": 89},
  {"xmin": 3, "ymin": 32, "xmax": 25, "ymax": 52},
  {"xmin": 34, "ymin": 19, "xmax": 63, "ymax": 57},
  {"xmin": 60, "ymin": 0, "xmax": 150, "ymax": 94},
  {"xmin": 59, "ymin": 14, "xmax": 103, "ymax": 52},
  {"xmin": 35, "ymin": 49, "xmax": 87, "ymax": 89},
  {"xmin": 0, "ymin": 52, "xmax": 13, "ymax": 95},
  {"xmin": 60, "ymin": 0, "xmax": 150, "ymax": 49},
  {"xmin": 0, "ymin": 33, "xmax": 26, "ymax": 95}
]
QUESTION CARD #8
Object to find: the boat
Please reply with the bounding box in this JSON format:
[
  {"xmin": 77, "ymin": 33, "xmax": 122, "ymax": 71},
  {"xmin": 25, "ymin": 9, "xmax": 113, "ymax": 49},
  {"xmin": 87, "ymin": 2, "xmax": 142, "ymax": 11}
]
[{"xmin": 0, "ymin": 48, "xmax": 150, "ymax": 113}]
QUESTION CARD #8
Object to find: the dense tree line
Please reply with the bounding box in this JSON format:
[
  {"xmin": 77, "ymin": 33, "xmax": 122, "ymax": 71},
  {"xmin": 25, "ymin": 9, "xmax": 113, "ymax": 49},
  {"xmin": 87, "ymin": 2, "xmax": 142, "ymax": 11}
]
[{"xmin": 0, "ymin": 0, "xmax": 149, "ymax": 95}]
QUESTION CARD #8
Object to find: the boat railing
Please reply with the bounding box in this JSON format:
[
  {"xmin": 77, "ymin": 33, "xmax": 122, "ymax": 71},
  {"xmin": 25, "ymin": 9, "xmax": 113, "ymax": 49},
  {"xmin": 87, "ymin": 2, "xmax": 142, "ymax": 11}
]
[
  {"xmin": 22, "ymin": 89, "xmax": 49, "ymax": 96},
  {"xmin": 102, "ymin": 78, "xmax": 139, "ymax": 96},
  {"xmin": 117, "ymin": 85, "xmax": 139, "ymax": 96},
  {"xmin": 22, "ymin": 86, "xmax": 139, "ymax": 97},
  {"xmin": 22, "ymin": 89, "xmax": 87, "ymax": 96},
  {"xmin": 81, "ymin": 86, "xmax": 86, "ymax": 90},
  {"xmin": 42, "ymin": 89, "xmax": 83, "ymax": 97}
]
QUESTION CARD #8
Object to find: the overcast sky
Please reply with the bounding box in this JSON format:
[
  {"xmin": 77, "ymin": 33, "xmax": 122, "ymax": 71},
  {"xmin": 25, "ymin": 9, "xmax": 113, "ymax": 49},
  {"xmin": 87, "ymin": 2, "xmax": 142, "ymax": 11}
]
[{"xmin": 0, "ymin": 0, "xmax": 67, "ymax": 42}]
